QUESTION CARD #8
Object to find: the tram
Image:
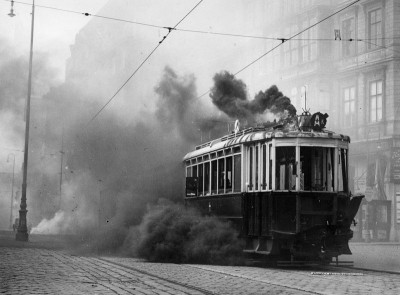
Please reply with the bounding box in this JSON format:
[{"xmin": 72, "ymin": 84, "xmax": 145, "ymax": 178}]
[{"xmin": 183, "ymin": 112, "xmax": 364, "ymax": 262}]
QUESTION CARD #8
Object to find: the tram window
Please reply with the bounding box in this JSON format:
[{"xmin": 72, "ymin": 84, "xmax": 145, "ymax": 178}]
[
  {"xmin": 269, "ymin": 145, "xmax": 272, "ymax": 188},
  {"xmin": 198, "ymin": 164, "xmax": 204, "ymax": 196},
  {"xmin": 204, "ymin": 162, "xmax": 210, "ymax": 195},
  {"xmin": 186, "ymin": 166, "xmax": 192, "ymax": 177},
  {"xmin": 192, "ymin": 165, "xmax": 198, "ymax": 177},
  {"xmin": 300, "ymin": 147, "xmax": 335, "ymax": 191},
  {"xmin": 211, "ymin": 160, "xmax": 218, "ymax": 194},
  {"xmin": 234, "ymin": 155, "xmax": 241, "ymax": 192},
  {"xmin": 338, "ymin": 148, "xmax": 348, "ymax": 192},
  {"xmin": 262, "ymin": 145, "xmax": 267, "ymax": 190},
  {"xmin": 276, "ymin": 147, "xmax": 296, "ymax": 190},
  {"xmin": 249, "ymin": 147, "xmax": 254, "ymax": 190},
  {"xmin": 226, "ymin": 156, "xmax": 233, "ymax": 192},
  {"xmin": 218, "ymin": 158, "xmax": 225, "ymax": 194},
  {"xmin": 255, "ymin": 146, "xmax": 259, "ymax": 190}
]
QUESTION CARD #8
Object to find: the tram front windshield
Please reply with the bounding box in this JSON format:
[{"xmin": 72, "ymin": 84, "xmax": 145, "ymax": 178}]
[{"xmin": 276, "ymin": 146, "xmax": 348, "ymax": 192}]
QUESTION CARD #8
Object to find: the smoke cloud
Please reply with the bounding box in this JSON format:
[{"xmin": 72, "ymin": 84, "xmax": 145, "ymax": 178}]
[
  {"xmin": 123, "ymin": 203, "xmax": 244, "ymax": 265},
  {"xmin": 0, "ymin": 39, "xmax": 59, "ymax": 229},
  {"xmin": 26, "ymin": 65, "xmax": 223, "ymax": 246},
  {"xmin": 210, "ymin": 71, "xmax": 297, "ymax": 125}
]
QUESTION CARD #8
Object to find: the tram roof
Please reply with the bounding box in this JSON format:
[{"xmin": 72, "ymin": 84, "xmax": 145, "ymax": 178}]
[{"xmin": 183, "ymin": 127, "xmax": 350, "ymax": 161}]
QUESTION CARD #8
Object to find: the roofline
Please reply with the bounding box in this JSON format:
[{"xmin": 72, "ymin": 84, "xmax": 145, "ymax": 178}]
[{"xmin": 183, "ymin": 129, "xmax": 350, "ymax": 161}]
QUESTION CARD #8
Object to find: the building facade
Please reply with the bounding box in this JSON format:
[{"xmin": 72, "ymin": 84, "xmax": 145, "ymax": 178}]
[{"xmin": 262, "ymin": 0, "xmax": 400, "ymax": 241}]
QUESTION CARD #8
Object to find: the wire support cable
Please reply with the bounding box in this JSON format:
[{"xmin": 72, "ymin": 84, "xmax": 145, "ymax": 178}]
[{"xmin": 86, "ymin": 0, "xmax": 204, "ymax": 125}]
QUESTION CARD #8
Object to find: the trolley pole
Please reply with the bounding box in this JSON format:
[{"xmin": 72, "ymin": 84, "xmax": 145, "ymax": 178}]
[{"xmin": 16, "ymin": 0, "xmax": 35, "ymax": 242}]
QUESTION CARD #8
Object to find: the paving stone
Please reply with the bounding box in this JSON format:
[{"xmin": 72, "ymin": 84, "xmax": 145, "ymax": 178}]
[{"xmin": 1, "ymin": 244, "xmax": 399, "ymax": 295}]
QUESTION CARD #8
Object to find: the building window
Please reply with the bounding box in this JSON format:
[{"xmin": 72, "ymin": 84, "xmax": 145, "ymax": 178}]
[
  {"xmin": 369, "ymin": 80, "xmax": 383, "ymax": 122},
  {"xmin": 343, "ymin": 86, "xmax": 356, "ymax": 126},
  {"xmin": 282, "ymin": 0, "xmax": 297, "ymax": 15},
  {"xmin": 272, "ymin": 46, "xmax": 280, "ymax": 70},
  {"xmin": 300, "ymin": 19, "xmax": 317, "ymax": 62},
  {"xmin": 300, "ymin": 0, "xmax": 314, "ymax": 9},
  {"xmin": 342, "ymin": 18, "xmax": 355, "ymax": 57},
  {"xmin": 368, "ymin": 8, "xmax": 382, "ymax": 50},
  {"xmin": 283, "ymin": 25, "xmax": 299, "ymax": 66}
]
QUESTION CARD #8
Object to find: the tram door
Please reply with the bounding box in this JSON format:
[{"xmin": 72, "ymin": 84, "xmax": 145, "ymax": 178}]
[
  {"xmin": 245, "ymin": 145, "xmax": 258, "ymax": 236},
  {"xmin": 243, "ymin": 144, "xmax": 271, "ymax": 237}
]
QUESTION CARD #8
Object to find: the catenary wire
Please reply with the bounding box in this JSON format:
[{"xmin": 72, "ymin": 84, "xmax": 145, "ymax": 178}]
[
  {"xmin": 359, "ymin": 39, "xmax": 400, "ymax": 56},
  {"xmin": 197, "ymin": 0, "xmax": 361, "ymax": 99},
  {"xmin": 5, "ymin": 0, "xmax": 400, "ymax": 42},
  {"xmin": 7, "ymin": 1, "xmax": 396, "ymax": 107},
  {"xmin": 86, "ymin": 0, "xmax": 204, "ymax": 125}
]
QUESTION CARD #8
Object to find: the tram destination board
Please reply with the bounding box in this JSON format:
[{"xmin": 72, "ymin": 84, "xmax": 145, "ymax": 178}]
[{"xmin": 391, "ymin": 147, "xmax": 400, "ymax": 184}]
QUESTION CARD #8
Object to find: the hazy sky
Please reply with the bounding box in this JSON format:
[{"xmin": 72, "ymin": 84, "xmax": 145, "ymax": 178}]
[
  {"xmin": 0, "ymin": 0, "xmax": 275, "ymax": 89},
  {"xmin": 0, "ymin": 0, "xmax": 109, "ymax": 73}
]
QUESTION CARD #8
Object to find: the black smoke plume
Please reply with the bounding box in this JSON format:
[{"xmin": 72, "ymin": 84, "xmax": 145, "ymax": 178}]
[
  {"xmin": 123, "ymin": 202, "xmax": 244, "ymax": 265},
  {"xmin": 210, "ymin": 71, "xmax": 296, "ymax": 125}
]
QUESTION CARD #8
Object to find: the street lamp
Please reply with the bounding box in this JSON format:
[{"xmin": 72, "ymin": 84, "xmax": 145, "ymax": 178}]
[
  {"xmin": 9, "ymin": 0, "xmax": 36, "ymax": 241},
  {"xmin": 7, "ymin": 153, "xmax": 15, "ymax": 230}
]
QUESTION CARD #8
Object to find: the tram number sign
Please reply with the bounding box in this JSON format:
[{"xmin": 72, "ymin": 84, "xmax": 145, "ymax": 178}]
[
  {"xmin": 391, "ymin": 147, "xmax": 400, "ymax": 184},
  {"xmin": 310, "ymin": 112, "xmax": 328, "ymax": 131}
]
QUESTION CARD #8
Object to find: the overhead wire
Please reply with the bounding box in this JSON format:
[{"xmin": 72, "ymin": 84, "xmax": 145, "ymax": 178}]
[
  {"xmin": 359, "ymin": 39, "xmax": 400, "ymax": 56},
  {"xmin": 6, "ymin": 0, "xmax": 397, "ymax": 111},
  {"xmin": 6, "ymin": 0, "xmax": 166, "ymax": 29},
  {"xmin": 86, "ymin": 0, "xmax": 204, "ymax": 125},
  {"xmin": 5, "ymin": 0, "xmax": 400, "ymax": 42},
  {"xmin": 197, "ymin": 0, "xmax": 361, "ymax": 99}
]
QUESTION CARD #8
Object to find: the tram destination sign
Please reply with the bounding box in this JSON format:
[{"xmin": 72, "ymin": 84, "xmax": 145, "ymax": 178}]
[{"xmin": 391, "ymin": 147, "xmax": 400, "ymax": 184}]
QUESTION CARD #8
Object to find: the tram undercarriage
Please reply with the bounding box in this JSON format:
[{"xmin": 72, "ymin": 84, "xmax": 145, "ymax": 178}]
[{"xmin": 242, "ymin": 193, "xmax": 364, "ymax": 261}]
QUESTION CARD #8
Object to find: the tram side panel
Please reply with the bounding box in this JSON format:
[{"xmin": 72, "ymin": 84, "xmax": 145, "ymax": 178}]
[{"xmin": 184, "ymin": 132, "xmax": 363, "ymax": 260}]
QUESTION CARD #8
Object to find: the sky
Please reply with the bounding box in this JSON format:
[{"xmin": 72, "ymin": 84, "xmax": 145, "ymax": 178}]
[{"xmin": 0, "ymin": 0, "xmax": 109, "ymax": 76}]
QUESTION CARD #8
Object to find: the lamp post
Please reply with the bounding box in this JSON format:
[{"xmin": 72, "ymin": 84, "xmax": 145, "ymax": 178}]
[
  {"xmin": 10, "ymin": 0, "xmax": 36, "ymax": 241},
  {"xmin": 7, "ymin": 153, "xmax": 15, "ymax": 230}
]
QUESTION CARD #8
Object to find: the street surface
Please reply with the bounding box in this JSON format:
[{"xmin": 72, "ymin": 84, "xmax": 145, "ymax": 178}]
[{"xmin": 0, "ymin": 231, "xmax": 399, "ymax": 295}]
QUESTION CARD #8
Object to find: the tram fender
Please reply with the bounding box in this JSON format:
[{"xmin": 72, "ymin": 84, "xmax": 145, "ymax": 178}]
[{"xmin": 344, "ymin": 194, "xmax": 364, "ymax": 226}]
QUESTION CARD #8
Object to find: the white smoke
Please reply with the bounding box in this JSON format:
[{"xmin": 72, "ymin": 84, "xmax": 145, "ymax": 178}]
[{"xmin": 30, "ymin": 210, "xmax": 72, "ymax": 235}]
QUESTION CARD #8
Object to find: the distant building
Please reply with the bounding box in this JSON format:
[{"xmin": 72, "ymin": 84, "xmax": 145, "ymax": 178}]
[{"xmin": 263, "ymin": 0, "xmax": 400, "ymax": 242}]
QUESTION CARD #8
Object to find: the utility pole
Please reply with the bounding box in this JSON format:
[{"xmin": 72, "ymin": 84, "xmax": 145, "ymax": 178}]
[{"xmin": 14, "ymin": 0, "xmax": 35, "ymax": 242}]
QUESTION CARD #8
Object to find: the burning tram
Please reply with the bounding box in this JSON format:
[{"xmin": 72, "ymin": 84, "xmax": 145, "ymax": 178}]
[{"xmin": 183, "ymin": 112, "xmax": 364, "ymax": 262}]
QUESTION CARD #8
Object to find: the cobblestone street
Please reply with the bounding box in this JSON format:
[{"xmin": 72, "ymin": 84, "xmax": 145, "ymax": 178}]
[{"xmin": 1, "ymin": 231, "xmax": 399, "ymax": 295}]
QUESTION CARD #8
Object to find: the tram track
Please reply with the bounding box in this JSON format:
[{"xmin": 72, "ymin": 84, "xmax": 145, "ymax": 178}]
[
  {"xmin": 96, "ymin": 255, "xmax": 399, "ymax": 295},
  {"xmin": 98, "ymin": 257, "xmax": 323, "ymax": 295},
  {"xmin": 97, "ymin": 257, "xmax": 217, "ymax": 295}
]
